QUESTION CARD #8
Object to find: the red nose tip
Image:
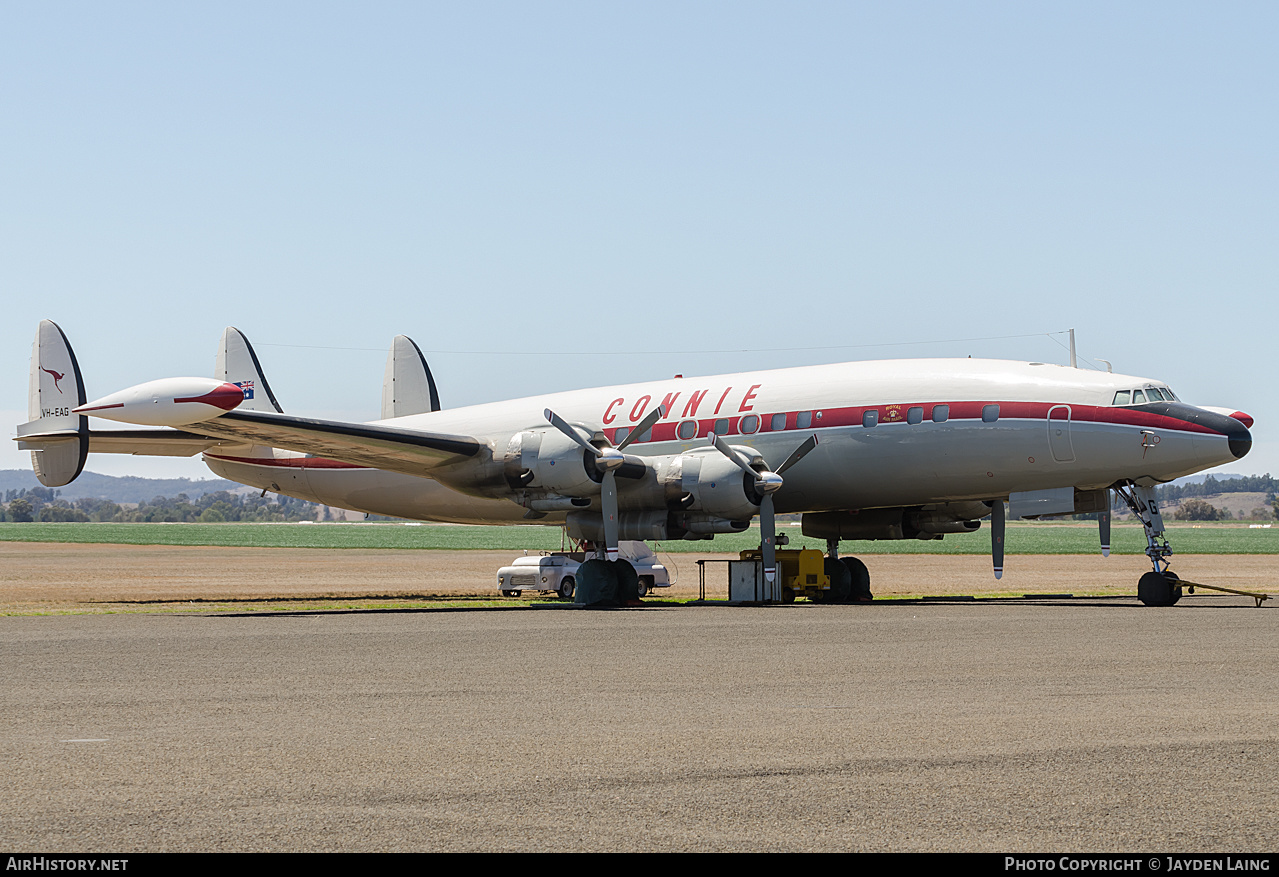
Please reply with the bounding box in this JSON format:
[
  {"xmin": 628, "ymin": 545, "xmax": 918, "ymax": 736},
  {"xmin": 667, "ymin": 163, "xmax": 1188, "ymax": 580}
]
[{"xmin": 1230, "ymin": 411, "xmax": 1254, "ymax": 428}]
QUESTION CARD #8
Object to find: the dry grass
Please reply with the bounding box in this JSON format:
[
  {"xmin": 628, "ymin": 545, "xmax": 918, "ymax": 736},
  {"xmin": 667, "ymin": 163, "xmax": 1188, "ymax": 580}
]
[{"xmin": 1, "ymin": 542, "xmax": 1273, "ymax": 615}]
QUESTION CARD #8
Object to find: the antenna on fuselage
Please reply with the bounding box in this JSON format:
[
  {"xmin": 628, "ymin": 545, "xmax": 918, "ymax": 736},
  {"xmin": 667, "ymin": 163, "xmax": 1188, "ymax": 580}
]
[{"xmin": 1068, "ymin": 328, "xmax": 1077, "ymax": 368}]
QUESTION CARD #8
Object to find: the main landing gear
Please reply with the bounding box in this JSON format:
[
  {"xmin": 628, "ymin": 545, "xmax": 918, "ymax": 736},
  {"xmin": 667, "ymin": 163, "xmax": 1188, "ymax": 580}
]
[
  {"xmin": 574, "ymin": 541, "xmax": 642, "ymax": 607},
  {"xmin": 820, "ymin": 539, "xmax": 873, "ymax": 604},
  {"xmin": 1114, "ymin": 482, "xmax": 1182, "ymax": 607}
]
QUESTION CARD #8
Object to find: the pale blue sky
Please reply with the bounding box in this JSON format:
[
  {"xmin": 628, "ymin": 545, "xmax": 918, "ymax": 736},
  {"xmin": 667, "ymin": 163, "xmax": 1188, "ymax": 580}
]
[{"xmin": 3, "ymin": 2, "xmax": 1275, "ymax": 479}]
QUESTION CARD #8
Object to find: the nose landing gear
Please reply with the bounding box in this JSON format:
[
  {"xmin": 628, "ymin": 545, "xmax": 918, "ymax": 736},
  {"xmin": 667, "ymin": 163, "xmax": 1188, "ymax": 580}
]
[{"xmin": 1115, "ymin": 483, "xmax": 1181, "ymax": 607}]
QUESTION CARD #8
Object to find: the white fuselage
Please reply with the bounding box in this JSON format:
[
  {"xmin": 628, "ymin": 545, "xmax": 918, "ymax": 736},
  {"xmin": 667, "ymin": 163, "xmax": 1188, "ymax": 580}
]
[{"xmin": 203, "ymin": 358, "xmax": 1249, "ymax": 525}]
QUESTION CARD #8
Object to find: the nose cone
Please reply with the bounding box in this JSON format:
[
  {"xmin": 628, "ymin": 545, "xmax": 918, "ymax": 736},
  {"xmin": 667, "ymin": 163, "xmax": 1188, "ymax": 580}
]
[
  {"xmin": 1228, "ymin": 419, "xmax": 1252, "ymax": 459},
  {"xmin": 1202, "ymin": 408, "xmax": 1253, "ymax": 459}
]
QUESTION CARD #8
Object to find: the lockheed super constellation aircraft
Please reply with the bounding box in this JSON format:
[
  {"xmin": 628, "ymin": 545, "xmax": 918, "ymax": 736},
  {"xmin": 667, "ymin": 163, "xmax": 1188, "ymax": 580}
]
[{"xmin": 17, "ymin": 320, "xmax": 1253, "ymax": 606}]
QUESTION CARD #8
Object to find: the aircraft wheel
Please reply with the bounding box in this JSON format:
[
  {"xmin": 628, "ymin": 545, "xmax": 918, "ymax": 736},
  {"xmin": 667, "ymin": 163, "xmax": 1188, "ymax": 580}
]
[
  {"xmin": 576, "ymin": 559, "xmax": 619, "ymax": 606},
  {"xmin": 613, "ymin": 560, "xmax": 641, "ymax": 602},
  {"xmin": 823, "ymin": 557, "xmax": 853, "ymax": 604},
  {"xmin": 840, "ymin": 556, "xmax": 873, "ymax": 602},
  {"xmin": 1138, "ymin": 571, "xmax": 1182, "ymax": 607},
  {"xmin": 557, "ymin": 576, "xmax": 575, "ymax": 599}
]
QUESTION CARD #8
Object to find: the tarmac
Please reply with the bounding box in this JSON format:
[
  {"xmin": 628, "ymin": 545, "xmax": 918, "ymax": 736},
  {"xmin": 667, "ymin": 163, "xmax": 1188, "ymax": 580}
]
[{"xmin": 2, "ymin": 595, "xmax": 1276, "ymax": 851}]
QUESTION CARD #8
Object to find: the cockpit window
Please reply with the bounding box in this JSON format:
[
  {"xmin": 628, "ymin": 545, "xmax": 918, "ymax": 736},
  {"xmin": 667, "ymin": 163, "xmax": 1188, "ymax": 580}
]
[{"xmin": 1115, "ymin": 387, "xmax": 1178, "ymax": 406}]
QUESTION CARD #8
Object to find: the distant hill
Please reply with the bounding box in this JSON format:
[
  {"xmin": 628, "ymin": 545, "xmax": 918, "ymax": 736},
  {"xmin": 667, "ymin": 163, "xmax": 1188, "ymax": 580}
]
[
  {"xmin": 0, "ymin": 469, "xmax": 240, "ymax": 504},
  {"xmin": 1155, "ymin": 473, "xmax": 1277, "ymax": 504},
  {"xmin": 1168, "ymin": 492, "xmax": 1274, "ymax": 520}
]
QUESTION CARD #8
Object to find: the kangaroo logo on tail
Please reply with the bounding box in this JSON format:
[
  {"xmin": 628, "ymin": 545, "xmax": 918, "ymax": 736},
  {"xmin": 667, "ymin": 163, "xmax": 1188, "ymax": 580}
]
[{"xmin": 41, "ymin": 367, "xmax": 66, "ymax": 393}]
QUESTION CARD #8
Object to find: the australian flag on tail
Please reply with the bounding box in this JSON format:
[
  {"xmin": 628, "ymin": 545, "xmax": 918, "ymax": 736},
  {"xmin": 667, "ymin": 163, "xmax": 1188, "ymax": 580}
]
[{"xmin": 235, "ymin": 380, "xmax": 254, "ymax": 400}]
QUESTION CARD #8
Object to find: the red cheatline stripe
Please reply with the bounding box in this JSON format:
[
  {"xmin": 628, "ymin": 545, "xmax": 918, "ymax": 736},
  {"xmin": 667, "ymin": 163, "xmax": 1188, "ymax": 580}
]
[
  {"xmin": 604, "ymin": 400, "xmax": 1226, "ymax": 444},
  {"xmin": 73, "ymin": 403, "xmax": 124, "ymax": 412}
]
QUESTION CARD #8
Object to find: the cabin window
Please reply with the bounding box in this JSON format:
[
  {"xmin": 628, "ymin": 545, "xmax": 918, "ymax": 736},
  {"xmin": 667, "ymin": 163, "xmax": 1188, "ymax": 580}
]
[
  {"xmin": 739, "ymin": 414, "xmax": 760, "ymax": 435},
  {"xmin": 907, "ymin": 406, "xmax": 923, "ymax": 424},
  {"xmin": 1131, "ymin": 390, "xmax": 1146, "ymax": 404},
  {"xmin": 862, "ymin": 409, "xmax": 878, "ymax": 428},
  {"xmin": 796, "ymin": 411, "xmax": 813, "ymax": 429},
  {"xmin": 637, "ymin": 427, "xmax": 652, "ymax": 443},
  {"xmin": 713, "ymin": 418, "xmax": 730, "ymax": 436},
  {"xmin": 1113, "ymin": 390, "xmax": 1131, "ymax": 406},
  {"xmin": 770, "ymin": 413, "xmax": 786, "ymax": 431},
  {"xmin": 677, "ymin": 419, "xmax": 698, "ymax": 440},
  {"xmin": 614, "ymin": 427, "xmax": 630, "ymax": 444},
  {"xmin": 982, "ymin": 404, "xmax": 1000, "ymax": 423},
  {"xmin": 932, "ymin": 404, "xmax": 949, "ymax": 423}
]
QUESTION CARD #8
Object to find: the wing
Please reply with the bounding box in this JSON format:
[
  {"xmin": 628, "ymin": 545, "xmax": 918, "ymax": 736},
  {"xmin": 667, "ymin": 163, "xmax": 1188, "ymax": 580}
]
[{"xmin": 178, "ymin": 409, "xmax": 483, "ymax": 474}]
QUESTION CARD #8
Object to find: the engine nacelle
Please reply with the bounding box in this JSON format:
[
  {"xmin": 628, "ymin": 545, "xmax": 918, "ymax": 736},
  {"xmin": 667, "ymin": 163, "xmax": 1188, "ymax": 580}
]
[
  {"xmin": 663, "ymin": 448, "xmax": 761, "ymax": 521},
  {"xmin": 802, "ymin": 502, "xmax": 988, "ymax": 542},
  {"xmin": 567, "ymin": 509, "xmax": 670, "ymax": 543},
  {"xmin": 669, "ymin": 512, "xmax": 751, "ymax": 536},
  {"xmin": 504, "ymin": 426, "xmax": 652, "ymax": 503}
]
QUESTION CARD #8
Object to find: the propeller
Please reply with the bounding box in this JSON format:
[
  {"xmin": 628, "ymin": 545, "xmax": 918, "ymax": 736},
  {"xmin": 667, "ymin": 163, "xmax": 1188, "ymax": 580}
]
[
  {"xmin": 711, "ymin": 432, "xmax": 819, "ymax": 583},
  {"xmin": 991, "ymin": 498, "xmax": 1005, "ymax": 580},
  {"xmin": 543, "ymin": 404, "xmax": 666, "ymax": 561}
]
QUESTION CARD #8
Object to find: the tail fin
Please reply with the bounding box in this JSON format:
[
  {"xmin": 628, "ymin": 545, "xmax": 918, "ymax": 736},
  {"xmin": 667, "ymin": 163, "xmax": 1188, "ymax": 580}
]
[
  {"xmin": 381, "ymin": 335, "xmax": 441, "ymax": 419},
  {"xmin": 16, "ymin": 320, "xmax": 89, "ymax": 487},
  {"xmin": 214, "ymin": 327, "xmax": 283, "ymax": 413}
]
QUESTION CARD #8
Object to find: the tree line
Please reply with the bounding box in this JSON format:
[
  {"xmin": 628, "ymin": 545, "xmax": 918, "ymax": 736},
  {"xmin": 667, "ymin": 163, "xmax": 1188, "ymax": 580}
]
[
  {"xmin": 1, "ymin": 487, "xmax": 324, "ymax": 523},
  {"xmin": 1154, "ymin": 474, "xmax": 1279, "ymax": 503}
]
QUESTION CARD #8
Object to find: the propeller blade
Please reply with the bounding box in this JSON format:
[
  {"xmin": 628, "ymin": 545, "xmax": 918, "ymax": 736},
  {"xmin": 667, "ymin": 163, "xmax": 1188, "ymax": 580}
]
[
  {"xmin": 544, "ymin": 408, "xmax": 601, "ymax": 456},
  {"xmin": 760, "ymin": 493, "xmax": 777, "ymax": 583},
  {"xmin": 616, "ymin": 404, "xmax": 666, "ymax": 451},
  {"xmin": 601, "ymin": 470, "xmax": 619, "ymax": 561},
  {"xmin": 774, "ymin": 434, "xmax": 819, "ymax": 476},
  {"xmin": 1099, "ymin": 506, "xmax": 1111, "ymax": 558},
  {"xmin": 991, "ymin": 499, "xmax": 1005, "ymax": 580},
  {"xmin": 711, "ymin": 433, "xmax": 756, "ymax": 476}
]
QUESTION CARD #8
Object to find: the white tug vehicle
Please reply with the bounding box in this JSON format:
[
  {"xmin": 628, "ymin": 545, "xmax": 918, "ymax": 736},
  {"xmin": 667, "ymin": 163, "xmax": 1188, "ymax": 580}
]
[{"xmin": 497, "ymin": 541, "xmax": 672, "ymax": 599}]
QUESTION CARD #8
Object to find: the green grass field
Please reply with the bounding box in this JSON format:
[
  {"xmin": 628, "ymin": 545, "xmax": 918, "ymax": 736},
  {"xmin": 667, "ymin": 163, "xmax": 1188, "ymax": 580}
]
[{"xmin": 1, "ymin": 521, "xmax": 1276, "ymax": 554}]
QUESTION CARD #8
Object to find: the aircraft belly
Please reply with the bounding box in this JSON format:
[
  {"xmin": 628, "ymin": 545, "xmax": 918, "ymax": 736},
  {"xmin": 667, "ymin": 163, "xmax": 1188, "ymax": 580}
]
[
  {"xmin": 302, "ymin": 468, "xmax": 532, "ymax": 523},
  {"xmin": 203, "ymin": 456, "xmax": 532, "ymax": 524},
  {"xmin": 204, "ymin": 456, "xmax": 321, "ymax": 504}
]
